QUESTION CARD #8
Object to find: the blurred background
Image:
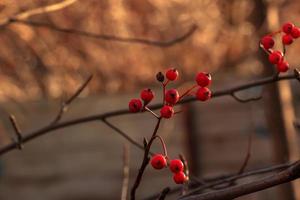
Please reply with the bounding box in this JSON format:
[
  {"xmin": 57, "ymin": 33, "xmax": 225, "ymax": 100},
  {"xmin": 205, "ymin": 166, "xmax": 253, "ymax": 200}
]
[{"xmin": 0, "ymin": 0, "xmax": 300, "ymax": 199}]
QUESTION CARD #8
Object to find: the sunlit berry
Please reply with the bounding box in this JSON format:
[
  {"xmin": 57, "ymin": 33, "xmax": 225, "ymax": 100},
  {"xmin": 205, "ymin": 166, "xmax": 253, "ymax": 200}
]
[
  {"xmin": 165, "ymin": 89, "xmax": 180, "ymax": 105},
  {"xmin": 268, "ymin": 51, "xmax": 283, "ymax": 64},
  {"xmin": 140, "ymin": 88, "xmax": 154, "ymax": 103},
  {"xmin": 169, "ymin": 159, "xmax": 184, "ymax": 173},
  {"xmin": 151, "ymin": 154, "xmax": 167, "ymax": 170},
  {"xmin": 160, "ymin": 105, "xmax": 174, "ymax": 119},
  {"xmin": 173, "ymin": 172, "xmax": 187, "ymax": 184},
  {"xmin": 196, "ymin": 87, "xmax": 211, "ymax": 101},
  {"xmin": 166, "ymin": 68, "xmax": 179, "ymax": 81},
  {"xmin": 282, "ymin": 22, "xmax": 295, "ymax": 34},
  {"xmin": 291, "ymin": 26, "xmax": 300, "ymax": 39},
  {"xmin": 260, "ymin": 35, "xmax": 274, "ymax": 49},
  {"xmin": 128, "ymin": 99, "xmax": 142, "ymax": 113},
  {"xmin": 195, "ymin": 72, "xmax": 212, "ymax": 87},
  {"xmin": 282, "ymin": 34, "xmax": 293, "ymax": 45},
  {"xmin": 277, "ymin": 61, "xmax": 289, "ymax": 73}
]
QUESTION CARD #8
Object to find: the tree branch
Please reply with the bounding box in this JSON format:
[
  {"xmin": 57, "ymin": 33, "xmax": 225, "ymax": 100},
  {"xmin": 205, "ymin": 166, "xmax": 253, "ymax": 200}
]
[
  {"xmin": 0, "ymin": 71, "xmax": 299, "ymax": 156},
  {"xmin": 180, "ymin": 161, "xmax": 300, "ymax": 200}
]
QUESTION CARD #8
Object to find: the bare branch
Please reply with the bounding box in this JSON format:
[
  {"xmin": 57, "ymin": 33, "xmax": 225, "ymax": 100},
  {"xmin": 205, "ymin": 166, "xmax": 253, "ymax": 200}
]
[
  {"xmin": 8, "ymin": 115, "xmax": 23, "ymax": 150},
  {"xmin": 5, "ymin": 19, "xmax": 197, "ymax": 48},
  {"xmin": 180, "ymin": 161, "xmax": 300, "ymax": 200},
  {"xmin": 121, "ymin": 144, "xmax": 130, "ymax": 200},
  {"xmin": 50, "ymin": 74, "xmax": 93, "ymax": 125},
  {"xmin": 157, "ymin": 187, "xmax": 171, "ymax": 200},
  {"xmin": 143, "ymin": 162, "xmax": 296, "ymax": 200}
]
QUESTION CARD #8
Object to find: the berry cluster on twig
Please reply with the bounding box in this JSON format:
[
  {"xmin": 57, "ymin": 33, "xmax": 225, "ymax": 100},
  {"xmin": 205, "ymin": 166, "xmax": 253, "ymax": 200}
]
[{"xmin": 260, "ymin": 22, "xmax": 300, "ymax": 72}]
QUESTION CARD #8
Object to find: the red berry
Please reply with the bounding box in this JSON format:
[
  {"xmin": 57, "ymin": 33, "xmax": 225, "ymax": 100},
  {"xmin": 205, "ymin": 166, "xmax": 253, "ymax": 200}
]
[
  {"xmin": 260, "ymin": 35, "xmax": 275, "ymax": 49},
  {"xmin": 140, "ymin": 88, "xmax": 154, "ymax": 103},
  {"xmin": 268, "ymin": 51, "xmax": 283, "ymax": 64},
  {"xmin": 151, "ymin": 154, "xmax": 167, "ymax": 170},
  {"xmin": 169, "ymin": 159, "xmax": 184, "ymax": 173},
  {"xmin": 165, "ymin": 89, "xmax": 179, "ymax": 105},
  {"xmin": 282, "ymin": 34, "xmax": 293, "ymax": 45},
  {"xmin": 173, "ymin": 172, "xmax": 187, "ymax": 184},
  {"xmin": 196, "ymin": 87, "xmax": 211, "ymax": 101},
  {"xmin": 160, "ymin": 105, "xmax": 174, "ymax": 119},
  {"xmin": 282, "ymin": 22, "xmax": 295, "ymax": 34},
  {"xmin": 195, "ymin": 72, "xmax": 212, "ymax": 87},
  {"xmin": 166, "ymin": 68, "xmax": 179, "ymax": 81},
  {"xmin": 291, "ymin": 26, "xmax": 300, "ymax": 39},
  {"xmin": 128, "ymin": 99, "xmax": 142, "ymax": 113},
  {"xmin": 277, "ymin": 61, "xmax": 289, "ymax": 72}
]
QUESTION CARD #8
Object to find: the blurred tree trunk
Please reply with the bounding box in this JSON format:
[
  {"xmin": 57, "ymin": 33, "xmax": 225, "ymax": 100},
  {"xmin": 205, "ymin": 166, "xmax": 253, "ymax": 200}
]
[{"xmin": 254, "ymin": 0, "xmax": 300, "ymax": 199}]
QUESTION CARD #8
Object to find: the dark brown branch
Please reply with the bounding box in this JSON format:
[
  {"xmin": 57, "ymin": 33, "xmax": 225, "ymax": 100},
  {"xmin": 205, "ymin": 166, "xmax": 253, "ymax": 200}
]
[
  {"xmin": 121, "ymin": 144, "xmax": 130, "ymax": 200},
  {"xmin": 158, "ymin": 187, "xmax": 171, "ymax": 200},
  {"xmin": 238, "ymin": 132, "xmax": 253, "ymax": 174},
  {"xmin": 5, "ymin": 18, "xmax": 197, "ymax": 48},
  {"xmin": 50, "ymin": 75, "xmax": 93, "ymax": 125},
  {"xmin": 131, "ymin": 117, "xmax": 162, "ymax": 200},
  {"xmin": 8, "ymin": 115, "xmax": 23, "ymax": 150},
  {"xmin": 102, "ymin": 118, "xmax": 145, "ymax": 152},
  {"xmin": 180, "ymin": 161, "xmax": 300, "ymax": 200},
  {"xmin": 143, "ymin": 162, "xmax": 296, "ymax": 200},
  {"xmin": 0, "ymin": 72, "xmax": 298, "ymax": 156}
]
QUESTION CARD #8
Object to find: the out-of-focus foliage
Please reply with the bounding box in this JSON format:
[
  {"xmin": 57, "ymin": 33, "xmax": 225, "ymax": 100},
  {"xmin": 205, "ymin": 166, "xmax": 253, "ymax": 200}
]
[{"xmin": 0, "ymin": 0, "xmax": 299, "ymax": 102}]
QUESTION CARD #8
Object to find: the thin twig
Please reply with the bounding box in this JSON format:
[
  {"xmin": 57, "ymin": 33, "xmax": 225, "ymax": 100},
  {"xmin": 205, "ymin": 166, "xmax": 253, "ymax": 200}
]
[
  {"xmin": 50, "ymin": 74, "xmax": 93, "ymax": 125},
  {"xmin": 144, "ymin": 107, "xmax": 160, "ymax": 119},
  {"xmin": 5, "ymin": 19, "xmax": 197, "ymax": 48},
  {"xmin": 121, "ymin": 144, "xmax": 130, "ymax": 200},
  {"xmin": 157, "ymin": 187, "xmax": 171, "ymax": 200},
  {"xmin": 0, "ymin": 72, "xmax": 298, "ymax": 156},
  {"xmin": 8, "ymin": 115, "xmax": 23, "ymax": 150},
  {"xmin": 238, "ymin": 132, "xmax": 253, "ymax": 174},
  {"xmin": 102, "ymin": 118, "xmax": 145, "ymax": 152}
]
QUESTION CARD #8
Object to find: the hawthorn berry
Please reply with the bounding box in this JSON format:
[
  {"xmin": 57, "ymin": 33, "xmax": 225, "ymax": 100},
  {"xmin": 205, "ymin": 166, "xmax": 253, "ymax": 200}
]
[
  {"xmin": 128, "ymin": 99, "xmax": 142, "ymax": 113},
  {"xmin": 195, "ymin": 72, "xmax": 212, "ymax": 87},
  {"xmin": 196, "ymin": 87, "xmax": 211, "ymax": 101},
  {"xmin": 268, "ymin": 51, "xmax": 283, "ymax": 64},
  {"xmin": 165, "ymin": 89, "xmax": 180, "ymax": 105},
  {"xmin": 140, "ymin": 88, "xmax": 154, "ymax": 103},
  {"xmin": 277, "ymin": 61, "xmax": 289, "ymax": 72},
  {"xmin": 282, "ymin": 34, "xmax": 293, "ymax": 45},
  {"xmin": 166, "ymin": 68, "xmax": 179, "ymax": 81},
  {"xmin": 291, "ymin": 26, "xmax": 300, "ymax": 39},
  {"xmin": 282, "ymin": 22, "xmax": 294, "ymax": 34},
  {"xmin": 151, "ymin": 154, "xmax": 167, "ymax": 170},
  {"xmin": 160, "ymin": 105, "xmax": 174, "ymax": 119},
  {"xmin": 173, "ymin": 172, "xmax": 187, "ymax": 184},
  {"xmin": 169, "ymin": 159, "xmax": 184, "ymax": 173},
  {"xmin": 260, "ymin": 35, "xmax": 274, "ymax": 49}
]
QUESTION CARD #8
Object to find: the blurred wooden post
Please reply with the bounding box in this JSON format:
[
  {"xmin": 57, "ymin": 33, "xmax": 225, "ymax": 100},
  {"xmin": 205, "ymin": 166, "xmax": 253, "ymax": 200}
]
[
  {"xmin": 182, "ymin": 103, "xmax": 201, "ymax": 177},
  {"xmin": 260, "ymin": 2, "xmax": 300, "ymax": 200}
]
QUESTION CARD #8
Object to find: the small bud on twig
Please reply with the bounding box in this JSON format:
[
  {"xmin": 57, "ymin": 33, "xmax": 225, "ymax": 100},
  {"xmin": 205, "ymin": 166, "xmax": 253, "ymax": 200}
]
[{"xmin": 156, "ymin": 72, "xmax": 165, "ymax": 82}]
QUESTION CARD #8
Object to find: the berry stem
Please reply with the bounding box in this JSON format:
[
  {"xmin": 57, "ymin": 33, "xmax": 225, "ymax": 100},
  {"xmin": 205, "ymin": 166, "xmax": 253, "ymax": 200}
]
[
  {"xmin": 179, "ymin": 84, "xmax": 198, "ymax": 101},
  {"xmin": 144, "ymin": 106, "xmax": 160, "ymax": 119},
  {"xmin": 162, "ymin": 80, "xmax": 169, "ymax": 104},
  {"xmin": 154, "ymin": 135, "xmax": 168, "ymax": 157}
]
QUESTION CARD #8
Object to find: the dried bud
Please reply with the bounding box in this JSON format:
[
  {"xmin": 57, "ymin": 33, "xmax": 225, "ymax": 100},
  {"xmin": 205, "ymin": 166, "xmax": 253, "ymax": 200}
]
[{"xmin": 156, "ymin": 72, "xmax": 165, "ymax": 82}]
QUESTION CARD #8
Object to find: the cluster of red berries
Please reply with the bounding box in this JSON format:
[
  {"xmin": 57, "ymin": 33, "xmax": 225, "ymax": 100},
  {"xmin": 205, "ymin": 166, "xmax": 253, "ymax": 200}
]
[
  {"xmin": 151, "ymin": 154, "xmax": 187, "ymax": 184},
  {"xmin": 128, "ymin": 68, "xmax": 212, "ymax": 119},
  {"xmin": 260, "ymin": 22, "xmax": 300, "ymax": 73}
]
